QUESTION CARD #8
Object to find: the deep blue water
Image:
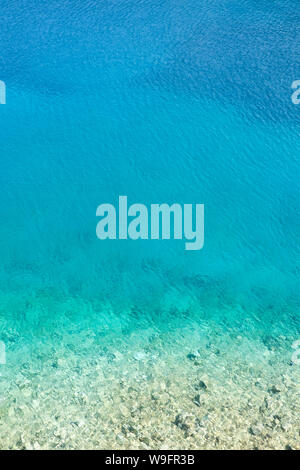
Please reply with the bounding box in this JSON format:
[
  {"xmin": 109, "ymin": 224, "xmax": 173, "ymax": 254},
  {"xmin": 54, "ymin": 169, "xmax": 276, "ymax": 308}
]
[{"xmin": 0, "ymin": 0, "xmax": 299, "ymax": 375}]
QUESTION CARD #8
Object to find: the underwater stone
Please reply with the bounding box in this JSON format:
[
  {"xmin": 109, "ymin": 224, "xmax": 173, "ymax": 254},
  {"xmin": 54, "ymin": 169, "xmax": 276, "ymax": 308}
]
[
  {"xmin": 151, "ymin": 392, "xmax": 159, "ymax": 401},
  {"xmin": 121, "ymin": 424, "xmax": 137, "ymax": 437},
  {"xmin": 249, "ymin": 423, "xmax": 264, "ymax": 436},
  {"xmin": 174, "ymin": 412, "xmax": 194, "ymax": 433},
  {"xmin": 268, "ymin": 385, "xmax": 281, "ymax": 395},
  {"xmin": 187, "ymin": 353, "xmax": 197, "ymax": 361},
  {"xmin": 107, "ymin": 353, "xmax": 116, "ymax": 363},
  {"xmin": 193, "ymin": 395, "xmax": 201, "ymax": 407},
  {"xmin": 206, "ymin": 343, "xmax": 221, "ymax": 355},
  {"xmin": 195, "ymin": 380, "xmax": 207, "ymax": 391},
  {"xmin": 139, "ymin": 436, "xmax": 150, "ymax": 446},
  {"xmin": 133, "ymin": 351, "xmax": 146, "ymax": 361},
  {"xmin": 254, "ymin": 380, "xmax": 263, "ymax": 390}
]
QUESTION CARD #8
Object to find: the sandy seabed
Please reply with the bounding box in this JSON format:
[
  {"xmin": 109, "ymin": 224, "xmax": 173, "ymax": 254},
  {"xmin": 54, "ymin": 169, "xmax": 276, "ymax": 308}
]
[{"xmin": 0, "ymin": 314, "xmax": 299, "ymax": 450}]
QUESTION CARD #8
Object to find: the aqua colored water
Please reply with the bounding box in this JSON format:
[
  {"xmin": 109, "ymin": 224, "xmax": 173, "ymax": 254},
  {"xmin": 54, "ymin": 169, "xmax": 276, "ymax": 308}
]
[{"xmin": 0, "ymin": 0, "xmax": 299, "ymax": 449}]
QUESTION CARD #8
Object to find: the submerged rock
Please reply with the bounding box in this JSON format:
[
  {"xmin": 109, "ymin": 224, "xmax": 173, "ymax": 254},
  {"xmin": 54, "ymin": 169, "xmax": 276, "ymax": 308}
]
[
  {"xmin": 262, "ymin": 335, "xmax": 281, "ymax": 351},
  {"xmin": 174, "ymin": 412, "xmax": 194, "ymax": 434},
  {"xmin": 195, "ymin": 380, "xmax": 207, "ymax": 391},
  {"xmin": 187, "ymin": 353, "xmax": 197, "ymax": 361},
  {"xmin": 249, "ymin": 423, "xmax": 264, "ymax": 436},
  {"xmin": 268, "ymin": 385, "xmax": 281, "ymax": 395},
  {"xmin": 186, "ymin": 352, "xmax": 201, "ymax": 366},
  {"xmin": 193, "ymin": 395, "xmax": 201, "ymax": 407},
  {"xmin": 107, "ymin": 352, "xmax": 116, "ymax": 363},
  {"xmin": 133, "ymin": 351, "xmax": 146, "ymax": 361}
]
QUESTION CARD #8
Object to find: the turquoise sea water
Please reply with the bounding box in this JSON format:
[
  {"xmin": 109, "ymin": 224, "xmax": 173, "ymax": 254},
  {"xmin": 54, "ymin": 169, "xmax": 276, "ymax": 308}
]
[{"xmin": 0, "ymin": 0, "xmax": 299, "ymax": 449}]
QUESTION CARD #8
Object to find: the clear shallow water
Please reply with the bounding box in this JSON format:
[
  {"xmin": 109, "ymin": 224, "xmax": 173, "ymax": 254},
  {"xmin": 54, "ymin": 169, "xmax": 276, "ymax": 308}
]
[{"xmin": 0, "ymin": 0, "xmax": 299, "ymax": 449}]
